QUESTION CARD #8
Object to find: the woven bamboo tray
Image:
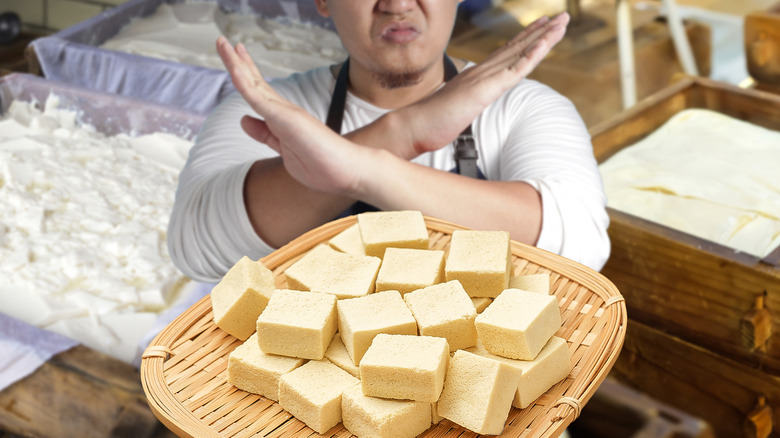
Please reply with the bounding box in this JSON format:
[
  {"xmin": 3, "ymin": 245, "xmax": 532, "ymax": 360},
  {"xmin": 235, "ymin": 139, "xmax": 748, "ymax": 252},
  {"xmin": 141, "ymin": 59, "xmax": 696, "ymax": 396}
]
[{"xmin": 140, "ymin": 216, "xmax": 627, "ymax": 438}]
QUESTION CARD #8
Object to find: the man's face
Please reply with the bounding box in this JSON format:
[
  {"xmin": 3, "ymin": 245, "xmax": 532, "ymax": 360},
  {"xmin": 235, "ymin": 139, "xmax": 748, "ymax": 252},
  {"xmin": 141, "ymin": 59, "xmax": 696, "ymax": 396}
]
[{"xmin": 316, "ymin": 0, "xmax": 460, "ymax": 87}]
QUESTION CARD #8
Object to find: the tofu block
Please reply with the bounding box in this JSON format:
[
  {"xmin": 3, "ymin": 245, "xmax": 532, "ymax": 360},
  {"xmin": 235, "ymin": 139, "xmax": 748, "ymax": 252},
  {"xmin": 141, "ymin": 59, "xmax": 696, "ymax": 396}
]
[
  {"xmin": 445, "ymin": 230, "xmax": 511, "ymax": 298},
  {"xmin": 278, "ymin": 360, "xmax": 360, "ymax": 434},
  {"xmin": 375, "ymin": 248, "xmax": 445, "ymax": 295},
  {"xmin": 431, "ymin": 402, "xmax": 442, "ymax": 425},
  {"xmin": 471, "ymin": 297, "xmax": 492, "ymax": 313},
  {"xmin": 360, "ymin": 334, "xmax": 449, "ymax": 402},
  {"xmin": 227, "ymin": 333, "xmax": 306, "ymax": 401},
  {"xmin": 403, "ymin": 280, "xmax": 478, "ymax": 351},
  {"xmin": 467, "ymin": 337, "xmax": 572, "ymax": 408},
  {"xmin": 357, "ymin": 211, "xmax": 429, "ymax": 258},
  {"xmin": 256, "ymin": 289, "xmax": 337, "ymax": 360},
  {"xmin": 509, "ymin": 272, "xmax": 551, "ymax": 294},
  {"xmin": 329, "ymin": 224, "xmax": 366, "ymax": 256},
  {"xmin": 325, "ymin": 334, "xmax": 360, "ymax": 378},
  {"xmin": 284, "ymin": 244, "xmax": 381, "ymax": 299},
  {"xmin": 337, "ymin": 290, "xmax": 418, "ymax": 365},
  {"xmin": 211, "ymin": 256, "xmax": 275, "ymax": 340},
  {"xmin": 436, "ymin": 350, "xmax": 522, "ymax": 435},
  {"xmin": 341, "ymin": 384, "xmax": 432, "ymax": 438},
  {"xmin": 475, "ymin": 288, "xmax": 562, "ymax": 360}
]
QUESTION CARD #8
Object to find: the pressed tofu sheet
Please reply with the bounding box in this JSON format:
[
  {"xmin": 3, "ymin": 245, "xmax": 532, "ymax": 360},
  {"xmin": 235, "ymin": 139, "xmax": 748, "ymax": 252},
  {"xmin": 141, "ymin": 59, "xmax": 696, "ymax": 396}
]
[{"xmin": 599, "ymin": 109, "xmax": 780, "ymax": 258}]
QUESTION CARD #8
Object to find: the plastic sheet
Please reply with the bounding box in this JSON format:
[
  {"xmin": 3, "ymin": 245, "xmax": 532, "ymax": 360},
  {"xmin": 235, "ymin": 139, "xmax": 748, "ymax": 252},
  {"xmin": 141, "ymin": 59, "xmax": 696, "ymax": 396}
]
[
  {"xmin": 0, "ymin": 72, "xmax": 205, "ymax": 139},
  {"xmin": 29, "ymin": 0, "xmax": 335, "ymax": 114}
]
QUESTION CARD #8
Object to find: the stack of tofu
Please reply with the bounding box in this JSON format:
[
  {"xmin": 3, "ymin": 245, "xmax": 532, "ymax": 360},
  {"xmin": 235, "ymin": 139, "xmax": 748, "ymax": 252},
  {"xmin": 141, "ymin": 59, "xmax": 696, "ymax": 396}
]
[{"xmin": 212, "ymin": 210, "xmax": 571, "ymax": 437}]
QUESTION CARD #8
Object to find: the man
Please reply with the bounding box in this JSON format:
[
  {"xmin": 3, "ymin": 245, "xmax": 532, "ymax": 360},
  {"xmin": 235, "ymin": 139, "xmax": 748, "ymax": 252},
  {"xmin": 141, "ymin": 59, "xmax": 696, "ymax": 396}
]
[{"xmin": 167, "ymin": 0, "xmax": 610, "ymax": 283}]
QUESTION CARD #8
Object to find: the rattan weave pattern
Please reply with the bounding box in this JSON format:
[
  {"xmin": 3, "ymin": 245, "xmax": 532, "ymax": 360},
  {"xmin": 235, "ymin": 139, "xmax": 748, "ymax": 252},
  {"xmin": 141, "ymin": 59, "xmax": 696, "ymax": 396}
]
[{"xmin": 141, "ymin": 216, "xmax": 626, "ymax": 438}]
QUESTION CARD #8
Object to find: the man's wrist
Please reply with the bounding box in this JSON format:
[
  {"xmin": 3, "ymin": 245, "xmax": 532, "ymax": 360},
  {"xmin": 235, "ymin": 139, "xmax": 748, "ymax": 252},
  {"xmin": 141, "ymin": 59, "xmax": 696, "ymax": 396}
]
[{"xmin": 345, "ymin": 147, "xmax": 395, "ymax": 203}]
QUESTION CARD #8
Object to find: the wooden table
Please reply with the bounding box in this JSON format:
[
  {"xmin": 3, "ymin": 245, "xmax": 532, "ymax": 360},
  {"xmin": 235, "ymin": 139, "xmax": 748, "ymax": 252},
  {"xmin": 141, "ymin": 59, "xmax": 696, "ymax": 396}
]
[{"xmin": 0, "ymin": 345, "xmax": 178, "ymax": 438}]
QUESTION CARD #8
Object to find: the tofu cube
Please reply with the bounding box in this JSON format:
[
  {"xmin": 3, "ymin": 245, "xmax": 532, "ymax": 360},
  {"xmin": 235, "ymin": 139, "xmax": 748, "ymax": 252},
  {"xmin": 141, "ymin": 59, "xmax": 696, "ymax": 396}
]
[
  {"xmin": 337, "ymin": 290, "xmax": 418, "ymax": 366},
  {"xmin": 329, "ymin": 224, "xmax": 366, "ymax": 256},
  {"xmin": 360, "ymin": 334, "xmax": 449, "ymax": 402},
  {"xmin": 211, "ymin": 256, "xmax": 275, "ymax": 340},
  {"xmin": 375, "ymin": 248, "xmax": 445, "ymax": 295},
  {"xmin": 284, "ymin": 244, "xmax": 381, "ymax": 299},
  {"xmin": 357, "ymin": 211, "xmax": 429, "ymax": 258},
  {"xmin": 445, "ymin": 230, "xmax": 511, "ymax": 298},
  {"xmin": 226, "ymin": 333, "xmax": 306, "ymax": 401},
  {"xmin": 467, "ymin": 336, "xmax": 572, "ymax": 408},
  {"xmin": 509, "ymin": 272, "xmax": 551, "ymax": 294},
  {"xmin": 436, "ymin": 350, "xmax": 522, "ymax": 435},
  {"xmin": 278, "ymin": 360, "xmax": 360, "ymax": 434},
  {"xmin": 403, "ymin": 280, "xmax": 478, "ymax": 351},
  {"xmin": 475, "ymin": 288, "xmax": 562, "ymax": 360},
  {"xmin": 471, "ymin": 297, "xmax": 492, "ymax": 313},
  {"xmin": 341, "ymin": 384, "xmax": 432, "ymax": 438},
  {"xmin": 256, "ymin": 289, "xmax": 337, "ymax": 360},
  {"xmin": 325, "ymin": 334, "xmax": 360, "ymax": 378}
]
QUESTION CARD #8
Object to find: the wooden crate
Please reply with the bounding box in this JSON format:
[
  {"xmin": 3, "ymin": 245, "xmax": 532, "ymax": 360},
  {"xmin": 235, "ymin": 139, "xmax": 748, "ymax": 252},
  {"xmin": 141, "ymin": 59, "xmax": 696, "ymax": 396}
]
[
  {"xmin": 611, "ymin": 320, "xmax": 777, "ymax": 438},
  {"xmin": 745, "ymin": 6, "xmax": 780, "ymax": 94},
  {"xmin": 591, "ymin": 76, "xmax": 780, "ymax": 437}
]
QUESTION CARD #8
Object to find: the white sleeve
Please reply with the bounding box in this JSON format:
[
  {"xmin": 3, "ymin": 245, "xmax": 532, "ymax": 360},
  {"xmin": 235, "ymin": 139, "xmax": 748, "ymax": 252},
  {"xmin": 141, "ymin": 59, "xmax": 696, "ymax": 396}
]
[
  {"xmin": 167, "ymin": 92, "xmax": 277, "ymax": 283},
  {"xmin": 483, "ymin": 81, "xmax": 610, "ymax": 271}
]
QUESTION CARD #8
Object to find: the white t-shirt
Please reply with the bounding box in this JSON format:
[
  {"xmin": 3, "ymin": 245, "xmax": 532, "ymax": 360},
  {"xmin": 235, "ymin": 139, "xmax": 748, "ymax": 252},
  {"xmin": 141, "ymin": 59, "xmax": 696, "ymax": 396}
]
[{"xmin": 168, "ymin": 65, "xmax": 610, "ymax": 282}]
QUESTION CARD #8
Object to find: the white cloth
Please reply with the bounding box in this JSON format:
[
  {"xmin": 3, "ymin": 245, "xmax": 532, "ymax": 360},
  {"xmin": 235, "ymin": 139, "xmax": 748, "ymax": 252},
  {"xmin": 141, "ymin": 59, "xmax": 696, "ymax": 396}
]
[
  {"xmin": 168, "ymin": 65, "xmax": 610, "ymax": 282},
  {"xmin": 0, "ymin": 313, "xmax": 79, "ymax": 392}
]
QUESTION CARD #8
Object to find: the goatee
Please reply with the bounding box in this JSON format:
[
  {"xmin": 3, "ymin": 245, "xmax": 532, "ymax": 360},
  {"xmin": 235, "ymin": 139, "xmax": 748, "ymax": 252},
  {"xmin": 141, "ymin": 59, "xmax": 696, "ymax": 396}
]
[{"xmin": 375, "ymin": 70, "xmax": 424, "ymax": 89}]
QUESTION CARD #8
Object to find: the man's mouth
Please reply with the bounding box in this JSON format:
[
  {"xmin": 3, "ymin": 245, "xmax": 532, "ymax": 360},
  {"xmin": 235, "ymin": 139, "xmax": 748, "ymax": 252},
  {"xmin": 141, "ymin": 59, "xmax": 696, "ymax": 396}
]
[{"xmin": 380, "ymin": 22, "xmax": 420, "ymax": 44}]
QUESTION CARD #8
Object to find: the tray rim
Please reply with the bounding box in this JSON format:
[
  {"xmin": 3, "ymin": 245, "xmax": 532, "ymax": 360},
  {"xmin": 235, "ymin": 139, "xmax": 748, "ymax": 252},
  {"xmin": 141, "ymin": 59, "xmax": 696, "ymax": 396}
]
[{"xmin": 141, "ymin": 215, "xmax": 627, "ymax": 438}]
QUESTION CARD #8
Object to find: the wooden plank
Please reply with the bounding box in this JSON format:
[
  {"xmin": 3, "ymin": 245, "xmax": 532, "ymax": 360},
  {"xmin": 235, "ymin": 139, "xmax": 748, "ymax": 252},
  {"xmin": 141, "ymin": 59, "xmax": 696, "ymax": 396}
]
[
  {"xmin": 0, "ymin": 346, "xmax": 177, "ymax": 438},
  {"xmin": 590, "ymin": 76, "xmax": 780, "ymax": 162},
  {"xmin": 610, "ymin": 320, "xmax": 780, "ymax": 438},
  {"xmin": 602, "ymin": 209, "xmax": 780, "ymax": 373}
]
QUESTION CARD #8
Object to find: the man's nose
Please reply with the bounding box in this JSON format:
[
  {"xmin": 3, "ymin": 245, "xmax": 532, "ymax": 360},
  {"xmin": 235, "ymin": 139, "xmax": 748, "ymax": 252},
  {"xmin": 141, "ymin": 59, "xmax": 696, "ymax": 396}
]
[{"xmin": 377, "ymin": 0, "xmax": 417, "ymax": 15}]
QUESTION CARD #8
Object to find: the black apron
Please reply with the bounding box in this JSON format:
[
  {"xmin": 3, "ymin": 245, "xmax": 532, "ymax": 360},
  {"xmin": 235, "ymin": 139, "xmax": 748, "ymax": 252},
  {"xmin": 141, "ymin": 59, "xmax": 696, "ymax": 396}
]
[{"xmin": 331, "ymin": 56, "xmax": 484, "ymax": 218}]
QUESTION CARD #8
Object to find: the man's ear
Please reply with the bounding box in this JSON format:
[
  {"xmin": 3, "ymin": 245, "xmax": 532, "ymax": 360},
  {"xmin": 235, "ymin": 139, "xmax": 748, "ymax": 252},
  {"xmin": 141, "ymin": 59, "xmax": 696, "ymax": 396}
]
[{"xmin": 313, "ymin": 0, "xmax": 330, "ymax": 17}]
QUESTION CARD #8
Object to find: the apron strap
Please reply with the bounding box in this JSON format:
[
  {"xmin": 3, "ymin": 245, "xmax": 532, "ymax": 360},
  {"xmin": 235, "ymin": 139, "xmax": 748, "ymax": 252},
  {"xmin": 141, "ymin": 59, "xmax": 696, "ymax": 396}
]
[{"xmin": 326, "ymin": 55, "xmax": 479, "ymax": 178}]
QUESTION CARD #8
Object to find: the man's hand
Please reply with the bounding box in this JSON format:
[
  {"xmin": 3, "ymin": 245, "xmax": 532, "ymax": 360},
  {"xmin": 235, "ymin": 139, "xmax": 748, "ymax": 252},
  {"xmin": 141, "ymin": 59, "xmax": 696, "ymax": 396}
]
[
  {"xmin": 394, "ymin": 12, "xmax": 571, "ymax": 159},
  {"xmin": 217, "ymin": 36, "xmax": 367, "ymax": 196}
]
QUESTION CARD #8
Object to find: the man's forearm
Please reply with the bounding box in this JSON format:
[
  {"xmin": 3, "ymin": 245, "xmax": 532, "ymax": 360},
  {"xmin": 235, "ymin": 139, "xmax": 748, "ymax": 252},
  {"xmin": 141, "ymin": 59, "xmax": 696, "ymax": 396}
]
[
  {"xmin": 243, "ymin": 157, "xmax": 356, "ymax": 248},
  {"xmin": 352, "ymin": 149, "xmax": 543, "ymax": 245}
]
